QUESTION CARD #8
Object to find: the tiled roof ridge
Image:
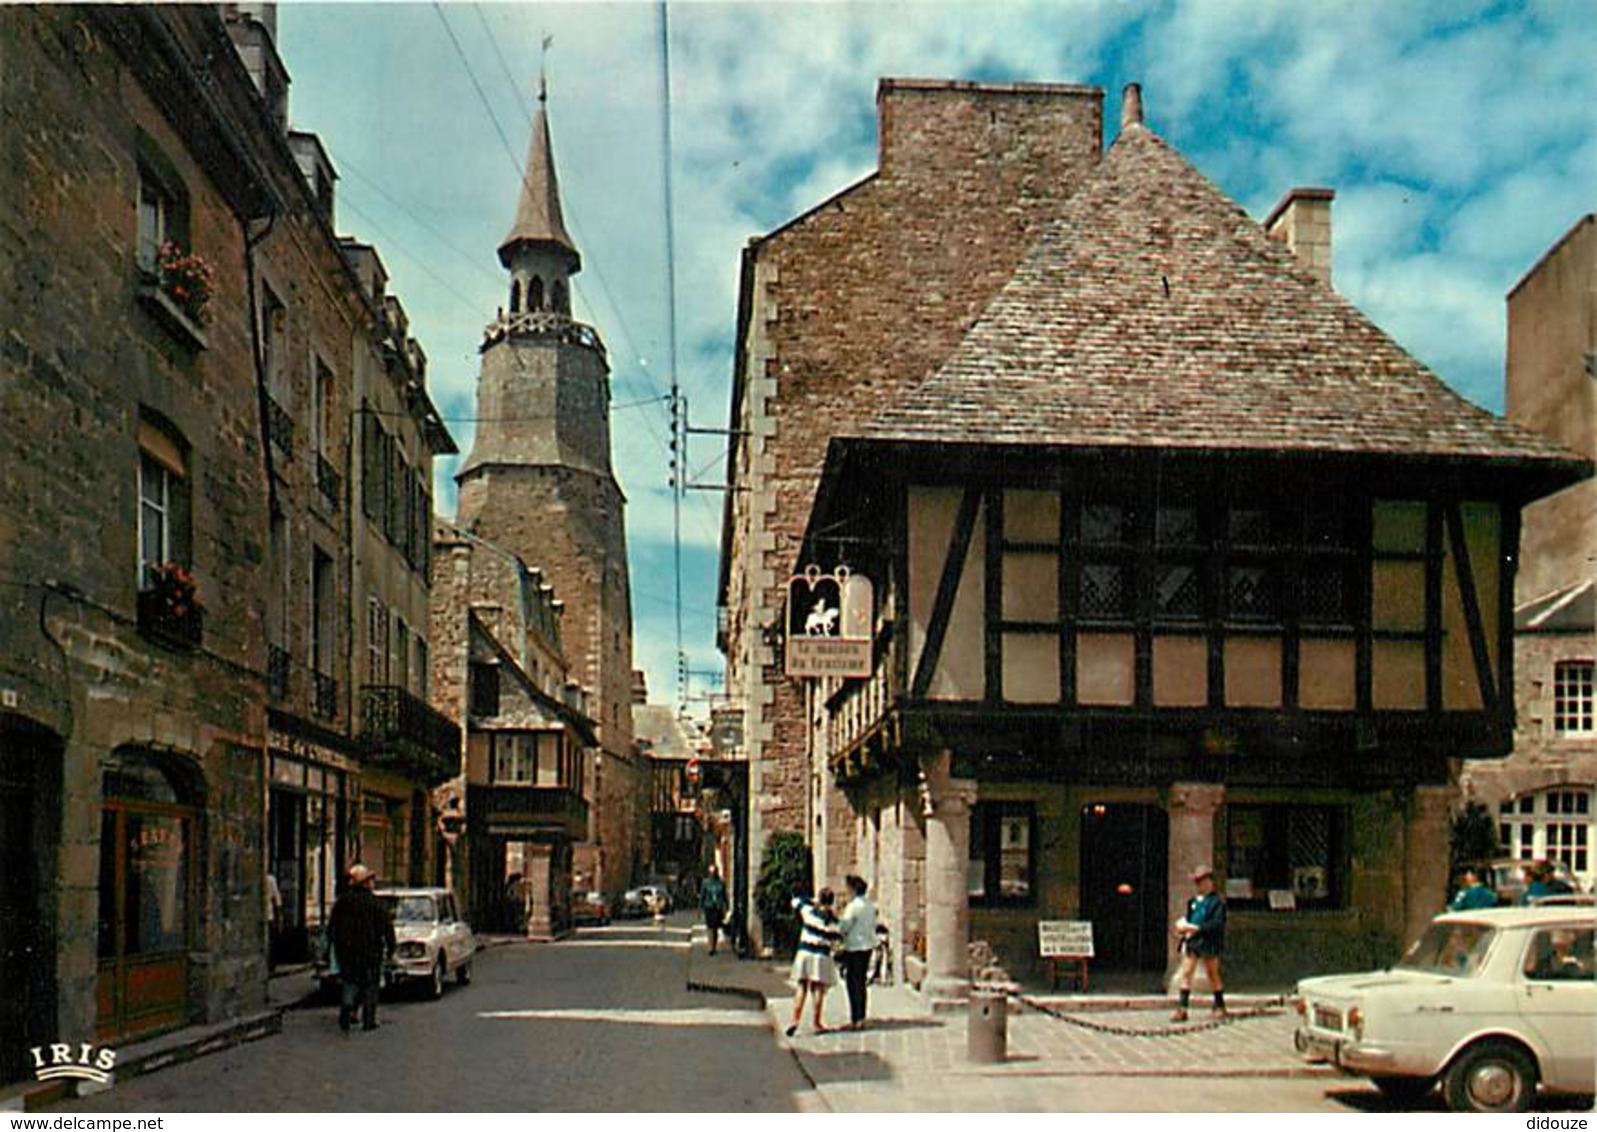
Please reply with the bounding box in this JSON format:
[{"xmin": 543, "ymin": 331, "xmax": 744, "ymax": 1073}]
[{"xmin": 850, "ymin": 120, "xmax": 1578, "ymax": 465}]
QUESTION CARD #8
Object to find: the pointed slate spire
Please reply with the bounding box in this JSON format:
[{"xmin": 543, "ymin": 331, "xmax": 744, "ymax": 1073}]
[{"xmin": 498, "ymin": 76, "xmax": 581, "ymax": 273}]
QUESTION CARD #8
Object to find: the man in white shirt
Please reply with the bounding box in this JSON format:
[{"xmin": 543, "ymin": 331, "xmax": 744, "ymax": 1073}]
[{"xmin": 836, "ymin": 874, "xmax": 877, "ymax": 1030}]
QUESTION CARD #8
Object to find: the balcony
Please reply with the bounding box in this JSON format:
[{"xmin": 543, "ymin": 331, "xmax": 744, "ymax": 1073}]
[
  {"xmin": 137, "ymin": 589, "xmax": 203, "ymax": 652},
  {"xmin": 313, "ymin": 672, "xmax": 338, "ymax": 721},
  {"xmin": 316, "ymin": 453, "xmax": 341, "ymax": 510},
  {"xmin": 359, "ymin": 685, "xmax": 462, "ymax": 786},
  {"xmin": 467, "ymin": 782, "xmax": 588, "ymax": 841},
  {"xmin": 266, "ymin": 395, "xmax": 294, "ymax": 457},
  {"xmin": 481, "ymin": 311, "xmax": 605, "ymax": 358},
  {"xmin": 268, "ymin": 644, "xmax": 290, "ymax": 700}
]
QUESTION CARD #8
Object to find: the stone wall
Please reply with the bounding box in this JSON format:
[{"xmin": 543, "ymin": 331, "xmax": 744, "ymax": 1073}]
[
  {"xmin": 722, "ymin": 82, "xmax": 1105, "ymax": 937},
  {"xmin": 0, "ymin": 6, "xmax": 273, "ymax": 1042}
]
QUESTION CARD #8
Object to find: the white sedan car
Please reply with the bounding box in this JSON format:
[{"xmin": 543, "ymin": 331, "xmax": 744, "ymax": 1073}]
[
  {"xmin": 377, "ymin": 887, "xmax": 476, "ymax": 1000},
  {"xmin": 1294, "ymin": 905, "xmax": 1594, "ymax": 1112}
]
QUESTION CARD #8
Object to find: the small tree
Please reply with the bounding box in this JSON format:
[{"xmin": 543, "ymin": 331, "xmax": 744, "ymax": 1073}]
[
  {"xmin": 753, "ymin": 831, "xmax": 811, "ymax": 956},
  {"xmin": 1449, "ymin": 802, "xmax": 1499, "ymax": 893}
]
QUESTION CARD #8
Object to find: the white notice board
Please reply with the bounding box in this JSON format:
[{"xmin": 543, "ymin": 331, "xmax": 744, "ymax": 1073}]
[{"xmin": 1038, "ymin": 920, "xmax": 1094, "ymax": 958}]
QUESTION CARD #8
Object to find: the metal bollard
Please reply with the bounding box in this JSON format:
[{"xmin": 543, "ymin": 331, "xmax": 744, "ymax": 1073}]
[{"xmin": 967, "ymin": 990, "xmax": 1008, "ymax": 1063}]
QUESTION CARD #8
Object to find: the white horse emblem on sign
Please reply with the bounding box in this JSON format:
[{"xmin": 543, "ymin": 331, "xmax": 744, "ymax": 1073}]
[{"xmin": 805, "ymin": 599, "xmax": 839, "ymax": 636}]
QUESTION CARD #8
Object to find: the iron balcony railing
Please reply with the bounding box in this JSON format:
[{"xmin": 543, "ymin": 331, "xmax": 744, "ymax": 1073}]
[
  {"xmin": 359, "ymin": 685, "xmax": 462, "ymax": 786},
  {"xmin": 136, "ymin": 589, "xmax": 203, "ymax": 652},
  {"xmin": 267, "ymin": 644, "xmax": 291, "ymax": 700},
  {"xmin": 266, "ymin": 394, "xmax": 294, "ymax": 457},
  {"xmin": 316, "ymin": 453, "xmax": 342, "ymax": 510},
  {"xmin": 313, "ymin": 672, "xmax": 338, "ymax": 721}
]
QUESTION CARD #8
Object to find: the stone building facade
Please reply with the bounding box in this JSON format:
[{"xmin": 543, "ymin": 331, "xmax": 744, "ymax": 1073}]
[
  {"xmin": 431, "ymin": 523, "xmax": 594, "ymax": 938},
  {"xmin": 1461, "ymin": 214, "xmax": 1597, "ymax": 888},
  {"xmin": 718, "ymin": 79, "xmax": 1107, "ymax": 946},
  {"xmin": 453, "ymin": 87, "xmax": 645, "ymax": 901},
  {"xmin": 0, "ymin": 5, "xmax": 453, "ymax": 1077}
]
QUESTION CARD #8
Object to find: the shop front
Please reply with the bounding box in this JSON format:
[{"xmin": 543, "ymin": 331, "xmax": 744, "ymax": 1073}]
[
  {"xmin": 266, "ymin": 730, "xmax": 358, "ymax": 966},
  {"xmin": 95, "ymin": 749, "xmax": 200, "ymax": 1042}
]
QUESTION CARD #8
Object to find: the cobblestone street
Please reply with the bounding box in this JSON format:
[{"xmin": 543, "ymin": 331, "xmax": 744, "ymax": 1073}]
[{"xmin": 48, "ymin": 919, "xmax": 813, "ymax": 1112}]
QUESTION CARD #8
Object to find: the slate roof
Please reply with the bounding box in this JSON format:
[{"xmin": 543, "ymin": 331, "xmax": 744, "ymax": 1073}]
[
  {"xmin": 498, "ymin": 98, "xmax": 579, "ymax": 269},
  {"xmin": 854, "ymin": 122, "xmax": 1579, "ymax": 470},
  {"xmin": 1516, "ymin": 580, "xmax": 1595, "ymax": 633}
]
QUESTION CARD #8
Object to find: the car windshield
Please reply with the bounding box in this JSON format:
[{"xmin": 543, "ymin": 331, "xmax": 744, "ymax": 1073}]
[
  {"xmin": 1398, "ymin": 921, "xmax": 1495, "ymax": 976},
  {"xmin": 382, "ymin": 895, "xmax": 437, "ymax": 924}
]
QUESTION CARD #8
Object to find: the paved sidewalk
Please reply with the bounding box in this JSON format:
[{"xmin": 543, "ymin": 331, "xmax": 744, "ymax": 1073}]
[{"xmin": 684, "ymin": 928, "xmax": 1334, "ymax": 1112}]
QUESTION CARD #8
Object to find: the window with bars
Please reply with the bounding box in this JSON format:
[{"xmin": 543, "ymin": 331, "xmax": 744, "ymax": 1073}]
[
  {"xmin": 1224, "ymin": 805, "xmax": 1343, "ymax": 909},
  {"xmin": 968, "ymin": 802, "xmax": 1035, "ymax": 906},
  {"xmin": 1554, "ymin": 661, "xmax": 1594, "ymax": 734}
]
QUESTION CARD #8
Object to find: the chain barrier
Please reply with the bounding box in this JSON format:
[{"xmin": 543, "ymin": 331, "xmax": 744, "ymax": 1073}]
[{"xmin": 1017, "ymin": 993, "xmax": 1288, "ymax": 1039}]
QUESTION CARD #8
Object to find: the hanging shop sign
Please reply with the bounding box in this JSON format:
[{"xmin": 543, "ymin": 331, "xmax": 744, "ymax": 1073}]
[{"xmin": 785, "ymin": 565, "xmax": 873, "ymax": 679}]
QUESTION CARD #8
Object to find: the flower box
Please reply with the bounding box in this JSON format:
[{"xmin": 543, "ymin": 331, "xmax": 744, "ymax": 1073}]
[{"xmin": 137, "ymin": 563, "xmax": 204, "ymax": 652}]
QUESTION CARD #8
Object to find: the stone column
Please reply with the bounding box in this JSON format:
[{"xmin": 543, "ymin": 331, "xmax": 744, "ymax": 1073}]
[
  {"xmin": 524, "ymin": 842, "xmax": 555, "ymax": 941},
  {"xmin": 1404, "ymin": 786, "xmax": 1454, "ymax": 949},
  {"xmin": 1165, "ymin": 782, "xmax": 1225, "ymax": 978},
  {"xmin": 920, "ymin": 749, "xmax": 977, "ymax": 1003}
]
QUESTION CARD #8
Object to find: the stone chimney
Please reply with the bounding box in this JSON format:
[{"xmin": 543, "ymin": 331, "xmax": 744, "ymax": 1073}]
[
  {"xmin": 1120, "ymin": 82, "xmax": 1143, "ymax": 131},
  {"xmin": 874, "ymin": 78, "xmax": 1103, "ymax": 186},
  {"xmin": 1264, "ymin": 187, "xmax": 1335, "ymax": 286}
]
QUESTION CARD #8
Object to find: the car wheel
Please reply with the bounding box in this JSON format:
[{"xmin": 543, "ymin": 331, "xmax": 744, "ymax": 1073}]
[
  {"xmin": 456, "ymin": 960, "xmax": 472, "ymax": 987},
  {"xmin": 1443, "ymin": 1041, "xmax": 1537, "ymax": 1113},
  {"xmin": 428, "ymin": 956, "xmax": 446, "ymax": 1000},
  {"xmin": 1371, "ymin": 1075, "xmax": 1436, "ymax": 1103}
]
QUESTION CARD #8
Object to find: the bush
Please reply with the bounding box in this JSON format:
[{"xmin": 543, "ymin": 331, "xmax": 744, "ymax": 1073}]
[{"xmin": 753, "ymin": 831, "xmax": 811, "ymax": 955}]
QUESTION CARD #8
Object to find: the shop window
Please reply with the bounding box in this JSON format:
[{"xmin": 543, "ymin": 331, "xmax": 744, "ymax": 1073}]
[
  {"xmin": 968, "ymin": 802, "xmax": 1035, "ymax": 906},
  {"xmin": 1554, "ymin": 661, "xmax": 1594, "ymax": 734},
  {"xmin": 1224, "ymin": 805, "xmax": 1342, "ymax": 909},
  {"xmin": 1498, "ymin": 787, "xmax": 1594, "ymax": 879}
]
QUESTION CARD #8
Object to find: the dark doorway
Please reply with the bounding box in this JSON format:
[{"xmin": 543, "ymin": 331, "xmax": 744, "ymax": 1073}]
[
  {"xmin": 268, "ymin": 788, "xmax": 308, "ymax": 964},
  {"xmin": 1079, "ymin": 802, "xmax": 1168, "ymax": 972},
  {"xmin": 0, "ymin": 722, "xmax": 60, "ymax": 1085}
]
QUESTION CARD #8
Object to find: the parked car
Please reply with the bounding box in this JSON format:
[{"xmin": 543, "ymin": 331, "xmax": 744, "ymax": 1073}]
[
  {"xmin": 572, "ymin": 890, "xmax": 611, "ymax": 926},
  {"xmin": 1472, "ymin": 857, "xmax": 1583, "ymax": 905},
  {"xmin": 620, "ymin": 884, "xmax": 673, "ymax": 918},
  {"xmin": 1293, "ymin": 905, "xmax": 1595, "ymax": 1112},
  {"xmin": 377, "ymin": 887, "xmax": 476, "ymax": 1000}
]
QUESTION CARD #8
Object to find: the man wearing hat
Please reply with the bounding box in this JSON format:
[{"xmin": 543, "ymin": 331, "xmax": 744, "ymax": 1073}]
[
  {"xmin": 1171, "ymin": 864, "xmax": 1227, "ymax": 1022},
  {"xmin": 327, "ymin": 863, "xmax": 395, "ymax": 1032}
]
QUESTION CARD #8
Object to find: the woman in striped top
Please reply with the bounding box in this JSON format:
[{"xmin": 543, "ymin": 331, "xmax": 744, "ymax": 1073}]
[{"xmin": 786, "ymin": 888, "xmax": 840, "ymax": 1037}]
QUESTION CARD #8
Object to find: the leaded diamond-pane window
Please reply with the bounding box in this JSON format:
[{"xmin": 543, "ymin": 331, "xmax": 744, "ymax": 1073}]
[
  {"xmin": 1226, "ymin": 565, "xmax": 1279, "ymax": 623},
  {"xmin": 1081, "ymin": 564, "xmax": 1132, "ymax": 621},
  {"xmin": 1156, "ymin": 506, "xmax": 1199, "ymax": 546},
  {"xmin": 1155, "ymin": 564, "xmax": 1203, "ymax": 620},
  {"xmin": 1302, "ymin": 564, "xmax": 1351, "ymax": 626}
]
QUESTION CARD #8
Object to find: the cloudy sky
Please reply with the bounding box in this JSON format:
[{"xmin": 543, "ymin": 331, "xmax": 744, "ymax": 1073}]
[{"xmin": 275, "ymin": 0, "xmax": 1595, "ymax": 715}]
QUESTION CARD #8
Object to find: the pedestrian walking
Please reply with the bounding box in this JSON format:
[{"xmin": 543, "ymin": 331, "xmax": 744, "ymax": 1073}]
[
  {"xmin": 1448, "ymin": 867, "xmax": 1497, "ymax": 911},
  {"xmin": 836, "ymin": 874, "xmax": 878, "ymax": 1031},
  {"xmin": 786, "ymin": 888, "xmax": 841, "ymax": 1037},
  {"xmin": 327, "ymin": 863, "xmax": 395, "ymax": 1033},
  {"xmin": 1171, "ymin": 864, "xmax": 1226, "ymax": 1022},
  {"xmin": 700, "ymin": 866, "xmax": 729, "ymax": 955}
]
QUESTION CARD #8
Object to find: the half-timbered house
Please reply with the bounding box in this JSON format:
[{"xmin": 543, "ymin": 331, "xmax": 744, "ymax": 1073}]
[{"xmin": 794, "ymin": 87, "xmax": 1592, "ymax": 993}]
